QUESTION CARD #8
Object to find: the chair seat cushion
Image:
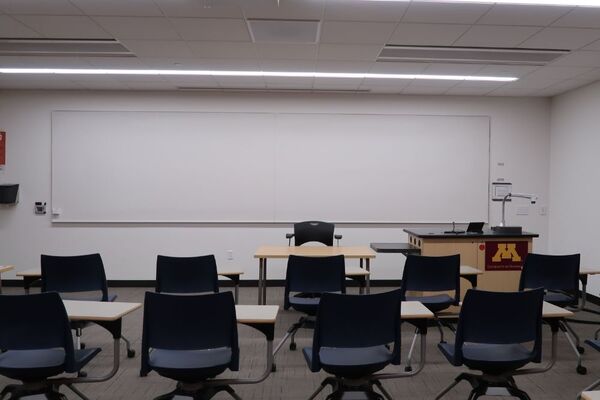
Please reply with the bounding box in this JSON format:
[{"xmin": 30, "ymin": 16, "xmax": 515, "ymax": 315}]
[
  {"xmin": 544, "ymin": 292, "xmax": 576, "ymax": 307},
  {"xmin": 0, "ymin": 349, "xmax": 65, "ymax": 380},
  {"xmin": 289, "ymin": 295, "xmax": 321, "ymax": 315},
  {"xmin": 303, "ymin": 345, "xmax": 392, "ymax": 378},
  {"xmin": 438, "ymin": 342, "xmax": 533, "ymax": 374},
  {"xmin": 149, "ymin": 347, "xmax": 232, "ymax": 382},
  {"xmin": 406, "ymin": 294, "xmax": 455, "ymax": 313}
]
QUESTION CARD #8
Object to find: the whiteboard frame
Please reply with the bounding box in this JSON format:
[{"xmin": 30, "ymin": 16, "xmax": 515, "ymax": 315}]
[{"xmin": 51, "ymin": 110, "xmax": 491, "ymax": 225}]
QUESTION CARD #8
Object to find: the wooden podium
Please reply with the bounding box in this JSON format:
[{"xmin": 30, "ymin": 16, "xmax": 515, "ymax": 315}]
[{"xmin": 404, "ymin": 228, "xmax": 538, "ymax": 293}]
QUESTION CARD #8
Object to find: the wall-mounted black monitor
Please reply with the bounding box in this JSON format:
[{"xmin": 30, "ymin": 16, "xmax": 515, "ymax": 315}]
[{"xmin": 0, "ymin": 184, "xmax": 19, "ymax": 204}]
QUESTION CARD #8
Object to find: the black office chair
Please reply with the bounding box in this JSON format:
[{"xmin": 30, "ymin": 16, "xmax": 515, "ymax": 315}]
[
  {"xmin": 156, "ymin": 254, "xmax": 219, "ymax": 293},
  {"xmin": 41, "ymin": 253, "xmax": 136, "ymax": 359},
  {"xmin": 286, "ymin": 220, "xmax": 342, "ymax": 246},
  {"xmin": 141, "ymin": 291, "xmax": 241, "ymax": 399},
  {"xmin": 274, "ymin": 254, "xmax": 346, "ymax": 357},
  {"xmin": 0, "ymin": 292, "xmax": 101, "ymax": 400},
  {"xmin": 519, "ymin": 252, "xmax": 585, "ymax": 374},
  {"xmin": 303, "ymin": 290, "xmax": 402, "ymax": 400},
  {"xmin": 401, "ymin": 254, "xmax": 460, "ymax": 371},
  {"xmin": 436, "ymin": 288, "xmax": 545, "ymax": 400}
]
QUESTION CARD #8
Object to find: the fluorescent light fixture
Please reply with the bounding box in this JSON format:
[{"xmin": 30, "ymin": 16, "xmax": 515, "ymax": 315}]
[
  {"xmin": 0, "ymin": 68, "xmax": 517, "ymax": 82},
  {"xmin": 361, "ymin": 0, "xmax": 600, "ymax": 6}
]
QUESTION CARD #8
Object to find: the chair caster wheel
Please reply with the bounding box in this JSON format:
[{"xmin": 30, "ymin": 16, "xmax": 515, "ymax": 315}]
[
  {"xmin": 127, "ymin": 349, "xmax": 136, "ymax": 358},
  {"xmin": 271, "ymin": 364, "xmax": 277, "ymax": 372},
  {"xmin": 79, "ymin": 343, "xmax": 86, "ymax": 349},
  {"xmin": 78, "ymin": 371, "xmax": 87, "ymax": 378},
  {"xmin": 404, "ymin": 366, "xmax": 413, "ymax": 372},
  {"xmin": 577, "ymin": 366, "xmax": 587, "ymax": 375},
  {"xmin": 577, "ymin": 346, "xmax": 585, "ymax": 354},
  {"xmin": 140, "ymin": 371, "xmax": 148, "ymax": 377},
  {"xmin": 289, "ymin": 343, "xmax": 297, "ymax": 351}
]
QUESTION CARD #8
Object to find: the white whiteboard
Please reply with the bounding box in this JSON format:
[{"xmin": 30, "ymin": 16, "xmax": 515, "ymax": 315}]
[{"xmin": 51, "ymin": 111, "xmax": 490, "ymax": 223}]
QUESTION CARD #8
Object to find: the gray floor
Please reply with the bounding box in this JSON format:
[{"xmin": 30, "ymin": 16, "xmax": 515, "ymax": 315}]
[{"xmin": 2, "ymin": 286, "xmax": 600, "ymax": 400}]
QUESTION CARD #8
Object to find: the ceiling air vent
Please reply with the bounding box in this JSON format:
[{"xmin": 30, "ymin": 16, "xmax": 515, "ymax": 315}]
[
  {"xmin": 0, "ymin": 39, "xmax": 134, "ymax": 57},
  {"xmin": 378, "ymin": 45, "xmax": 569, "ymax": 66},
  {"xmin": 247, "ymin": 19, "xmax": 321, "ymax": 44}
]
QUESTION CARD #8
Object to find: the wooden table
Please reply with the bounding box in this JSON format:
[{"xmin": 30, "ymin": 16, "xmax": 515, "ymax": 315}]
[
  {"xmin": 16, "ymin": 267, "xmax": 245, "ymax": 303},
  {"xmin": 582, "ymin": 391, "xmax": 600, "ymax": 400},
  {"xmin": 57, "ymin": 300, "xmax": 141, "ymax": 387},
  {"xmin": 0, "ymin": 265, "xmax": 14, "ymax": 293},
  {"xmin": 254, "ymin": 245, "xmax": 376, "ymax": 305}
]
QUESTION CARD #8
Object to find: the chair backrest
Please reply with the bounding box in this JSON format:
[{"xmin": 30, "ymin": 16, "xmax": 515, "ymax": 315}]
[
  {"xmin": 519, "ymin": 253, "xmax": 580, "ymax": 295},
  {"xmin": 308, "ymin": 290, "xmax": 402, "ymax": 372},
  {"xmin": 141, "ymin": 291, "xmax": 239, "ymax": 376},
  {"xmin": 284, "ymin": 255, "xmax": 346, "ymax": 307},
  {"xmin": 41, "ymin": 253, "xmax": 109, "ymax": 301},
  {"xmin": 294, "ymin": 221, "xmax": 335, "ymax": 246},
  {"xmin": 400, "ymin": 254, "xmax": 461, "ymax": 304},
  {"xmin": 454, "ymin": 288, "xmax": 544, "ymax": 365},
  {"xmin": 156, "ymin": 255, "xmax": 219, "ymax": 294},
  {"xmin": 0, "ymin": 292, "xmax": 77, "ymax": 372}
]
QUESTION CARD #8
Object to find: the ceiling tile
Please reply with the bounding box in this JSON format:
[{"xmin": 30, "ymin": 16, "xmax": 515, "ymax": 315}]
[
  {"xmin": 552, "ymin": 8, "xmax": 600, "ymax": 29},
  {"xmin": 487, "ymin": 87, "xmax": 540, "ymax": 96},
  {"xmin": 404, "ymin": 79, "xmax": 459, "ymax": 90},
  {"xmin": 83, "ymin": 57, "xmax": 150, "ymax": 68},
  {"xmin": 240, "ymin": 0, "xmax": 325, "ymax": 20},
  {"xmin": 0, "ymin": 55, "xmax": 91, "ymax": 68},
  {"xmin": 477, "ymin": 4, "xmax": 572, "ymax": 27},
  {"xmin": 583, "ymin": 39, "xmax": 600, "ymax": 51},
  {"xmin": 124, "ymin": 81, "xmax": 177, "ymax": 90},
  {"xmin": 520, "ymin": 27, "xmax": 600, "ymax": 50},
  {"xmin": 445, "ymin": 86, "xmax": 496, "ymax": 96},
  {"xmin": 324, "ymin": 0, "xmax": 408, "ymax": 22},
  {"xmin": 186, "ymin": 41, "xmax": 258, "ymax": 59},
  {"xmin": 535, "ymin": 78, "xmax": 596, "ymax": 95},
  {"xmin": 475, "ymin": 64, "xmax": 539, "ymax": 78},
  {"xmin": 525, "ymin": 65, "xmax": 593, "ymax": 80},
  {"xmin": 369, "ymin": 61, "xmax": 428, "ymax": 74},
  {"xmin": 360, "ymin": 77, "xmax": 410, "ymax": 89},
  {"xmin": 571, "ymin": 67, "xmax": 600, "ymax": 80},
  {"xmin": 93, "ymin": 17, "xmax": 180, "ymax": 40},
  {"xmin": 153, "ymin": 0, "xmax": 243, "ymax": 18},
  {"xmin": 171, "ymin": 18, "xmax": 250, "ymax": 41},
  {"xmin": 422, "ymin": 63, "xmax": 484, "ymax": 75},
  {"xmin": 164, "ymin": 76, "xmax": 220, "ymax": 87},
  {"xmin": 256, "ymin": 43, "xmax": 317, "ymax": 60},
  {"xmin": 317, "ymin": 44, "xmax": 381, "ymax": 61},
  {"xmin": 69, "ymin": 0, "xmax": 164, "ymax": 17},
  {"xmin": 259, "ymin": 59, "xmax": 316, "ymax": 71},
  {"xmin": 0, "ymin": 75, "xmax": 84, "ymax": 89},
  {"xmin": 313, "ymin": 77, "xmax": 363, "ymax": 89},
  {"xmin": 402, "ymin": 85, "xmax": 452, "ymax": 95},
  {"xmin": 500, "ymin": 76, "xmax": 561, "ymax": 89},
  {"xmin": 0, "ymin": 0, "xmax": 83, "ymax": 15},
  {"xmin": 214, "ymin": 77, "xmax": 266, "ymax": 89},
  {"xmin": 389, "ymin": 23, "xmax": 469, "ymax": 46},
  {"xmin": 454, "ymin": 25, "xmax": 541, "ymax": 48},
  {"xmin": 121, "ymin": 40, "xmax": 194, "ymax": 58},
  {"xmin": 140, "ymin": 57, "xmax": 214, "ymax": 69},
  {"xmin": 0, "ymin": 15, "xmax": 41, "ymax": 37},
  {"xmin": 320, "ymin": 21, "xmax": 396, "ymax": 45},
  {"xmin": 264, "ymin": 76, "xmax": 313, "ymax": 86},
  {"xmin": 315, "ymin": 60, "xmax": 372, "ymax": 72},
  {"xmin": 203, "ymin": 58, "xmax": 260, "ymax": 70},
  {"xmin": 14, "ymin": 15, "xmax": 110, "ymax": 39},
  {"xmin": 550, "ymin": 51, "xmax": 600, "ymax": 67},
  {"xmin": 402, "ymin": 2, "xmax": 492, "ymax": 24}
]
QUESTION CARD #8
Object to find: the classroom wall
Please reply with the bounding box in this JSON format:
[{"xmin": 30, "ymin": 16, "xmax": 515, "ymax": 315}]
[
  {"xmin": 0, "ymin": 90, "xmax": 551, "ymax": 281},
  {"xmin": 550, "ymin": 80, "xmax": 600, "ymax": 295}
]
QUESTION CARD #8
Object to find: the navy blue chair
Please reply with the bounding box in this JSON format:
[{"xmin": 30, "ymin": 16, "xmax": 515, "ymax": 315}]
[
  {"xmin": 400, "ymin": 254, "xmax": 460, "ymax": 370},
  {"xmin": 156, "ymin": 254, "xmax": 219, "ymax": 294},
  {"xmin": 0, "ymin": 292, "xmax": 101, "ymax": 400},
  {"xmin": 436, "ymin": 288, "xmax": 545, "ymax": 400},
  {"xmin": 286, "ymin": 220, "xmax": 342, "ymax": 246},
  {"xmin": 141, "ymin": 291, "xmax": 240, "ymax": 399},
  {"xmin": 275, "ymin": 255, "xmax": 346, "ymax": 355},
  {"xmin": 519, "ymin": 253, "xmax": 584, "ymax": 374},
  {"xmin": 41, "ymin": 253, "xmax": 135, "ymax": 358},
  {"xmin": 303, "ymin": 290, "xmax": 402, "ymax": 400}
]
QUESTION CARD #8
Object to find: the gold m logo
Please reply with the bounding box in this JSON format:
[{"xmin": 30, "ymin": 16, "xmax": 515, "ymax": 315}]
[{"xmin": 492, "ymin": 243, "xmax": 522, "ymax": 262}]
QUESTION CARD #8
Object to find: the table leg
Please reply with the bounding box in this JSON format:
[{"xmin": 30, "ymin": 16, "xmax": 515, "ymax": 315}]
[
  {"xmin": 257, "ymin": 258, "xmax": 263, "ymax": 305},
  {"xmin": 262, "ymin": 259, "xmax": 268, "ymax": 305},
  {"xmin": 365, "ymin": 258, "xmax": 371, "ymax": 294}
]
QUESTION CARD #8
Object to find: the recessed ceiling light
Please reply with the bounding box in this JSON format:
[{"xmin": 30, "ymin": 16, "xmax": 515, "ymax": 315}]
[
  {"xmin": 0, "ymin": 68, "xmax": 518, "ymax": 82},
  {"xmin": 361, "ymin": 0, "xmax": 600, "ymax": 6}
]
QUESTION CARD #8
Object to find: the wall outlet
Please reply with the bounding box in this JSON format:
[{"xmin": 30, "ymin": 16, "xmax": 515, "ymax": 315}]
[{"xmin": 226, "ymin": 250, "xmax": 233, "ymax": 260}]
